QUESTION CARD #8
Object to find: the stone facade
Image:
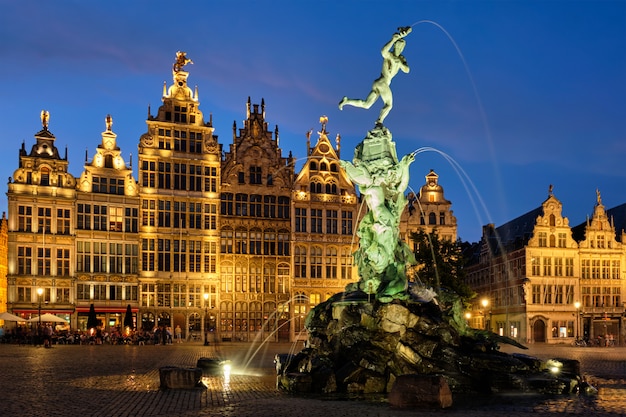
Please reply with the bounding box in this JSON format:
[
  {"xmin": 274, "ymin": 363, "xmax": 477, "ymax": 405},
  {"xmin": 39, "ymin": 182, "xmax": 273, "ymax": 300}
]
[
  {"xmin": 465, "ymin": 188, "xmax": 626, "ymax": 346},
  {"xmin": 3, "ymin": 54, "xmax": 458, "ymax": 342}
]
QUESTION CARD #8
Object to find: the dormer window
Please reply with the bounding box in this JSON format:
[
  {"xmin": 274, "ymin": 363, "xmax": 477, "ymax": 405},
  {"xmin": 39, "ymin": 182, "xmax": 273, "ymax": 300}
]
[{"xmin": 41, "ymin": 168, "xmax": 50, "ymax": 186}]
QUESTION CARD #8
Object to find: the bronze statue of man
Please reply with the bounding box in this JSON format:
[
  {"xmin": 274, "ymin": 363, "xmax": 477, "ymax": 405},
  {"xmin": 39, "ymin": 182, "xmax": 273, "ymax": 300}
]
[{"xmin": 339, "ymin": 27, "xmax": 412, "ymax": 125}]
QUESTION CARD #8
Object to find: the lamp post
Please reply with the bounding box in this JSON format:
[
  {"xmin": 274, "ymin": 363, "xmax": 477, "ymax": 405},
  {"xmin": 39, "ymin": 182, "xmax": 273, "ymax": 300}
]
[
  {"xmin": 574, "ymin": 301, "xmax": 581, "ymax": 340},
  {"xmin": 36, "ymin": 287, "xmax": 43, "ymax": 344},
  {"xmin": 203, "ymin": 293, "xmax": 209, "ymax": 346},
  {"xmin": 481, "ymin": 298, "xmax": 489, "ymax": 330}
]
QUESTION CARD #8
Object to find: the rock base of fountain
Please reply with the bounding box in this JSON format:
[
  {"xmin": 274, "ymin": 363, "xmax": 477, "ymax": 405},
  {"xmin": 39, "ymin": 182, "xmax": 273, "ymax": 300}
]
[
  {"xmin": 159, "ymin": 366, "xmax": 204, "ymax": 389},
  {"xmin": 277, "ymin": 292, "xmax": 585, "ymax": 405}
]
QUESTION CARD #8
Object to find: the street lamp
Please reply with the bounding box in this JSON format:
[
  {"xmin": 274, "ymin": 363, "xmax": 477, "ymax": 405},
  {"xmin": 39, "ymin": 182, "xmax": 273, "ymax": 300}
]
[
  {"xmin": 203, "ymin": 293, "xmax": 209, "ymax": 346},
  {"xmin": 574, "ymin": 301, "xmax": 581, "ymax": 340},
  {"xmin": 481, "ymin": 298, "xmax": 489, "ymax": 330},
  {"xmin": 36, "ymin": 287, "xmax": 44, "ymax": 344}
]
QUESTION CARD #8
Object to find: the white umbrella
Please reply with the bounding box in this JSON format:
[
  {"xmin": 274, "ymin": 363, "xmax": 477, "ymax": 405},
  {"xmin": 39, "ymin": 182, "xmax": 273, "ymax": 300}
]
[
  {"xmin": 27, "ymin": 313, "xmax": 68, "ymax": 323},
  {"xmin": 0, "ymin": 311, "xmax": 25, "ymax": 321}
]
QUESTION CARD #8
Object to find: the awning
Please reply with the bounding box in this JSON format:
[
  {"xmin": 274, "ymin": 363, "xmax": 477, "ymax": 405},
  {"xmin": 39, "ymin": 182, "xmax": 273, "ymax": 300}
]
[
  {"xmin": 13, "ymin": 309, "xmax": 74, "ymax": 314},
  {"xmin": 75, "ymin": 307, "xmax": 139, "ymax": 313}
]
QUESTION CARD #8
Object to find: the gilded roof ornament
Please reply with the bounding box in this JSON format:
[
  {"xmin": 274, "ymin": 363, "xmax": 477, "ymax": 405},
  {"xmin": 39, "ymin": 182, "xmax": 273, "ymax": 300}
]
[
  {"xmin": 40, "ymin": 110, "xmax": 50, "ymax": 130},
  {"xmin": 173, "ymin": 51, "xmax": 193, "ymax": 72}
]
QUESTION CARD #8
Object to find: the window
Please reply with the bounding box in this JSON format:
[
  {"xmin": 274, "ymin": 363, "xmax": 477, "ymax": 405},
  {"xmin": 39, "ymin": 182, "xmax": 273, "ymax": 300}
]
[
  {"xmin": 142, "ymin": 239, "xmax": 156, "ymax": 271},
  {"xmin": 235, "ymin": 229, "xmax": 247, "ymax": 254},
  {"xmin": 93, "ymin": 205, "xmax": 107, "ymax": 231},
  {"xmin": 277, "ymin": 196, "xmax": 289, "ymax": 218},
  {"xmin": 189, "ymin": 164, "xmax": 202, "ymax": 191},
  {"xmin": 341, "ymin": 248, "xmax": 352, "ymax": 280},
  {"xmin": 204, "ymin": 204, "xmax": 217, "ymax": 230},
  {"xmin": 295, "ymin": 208, "xmax": 307, "ymax": 232},
  {"xmin": 264, "ymin": 230, "xmax": 276, "ymax": 255},
  {"xmin": 277, "ymin": 231, "xmax": 289, "ymax": 256},
  {"xmin": 341, "ymin": 211, "xmax": 353, "ymax": 235},
  {"xmin": 221, "ymin": 193, "xmax": 233, "ymax": 215},
  {"xmin": 250, "ymin": 195, "xmax": 262, "ymax": 217},
  {"xmin": 428, "ymin": 212, "xmax": 436, "ymax": 225},
  {"xmin": 141, "ymin": 200, "xmax": 156, "ymax": 226},
  {"xmin": 310, "ymin": 246, "xmax": 322, "ymax": 278},
  {"xmin": 538, "ymin": 232, "xmax": 547, "ymax": 247},
  {"xmin": 18, "ymin": 205, "xmax": 32, "ymax": 232},
  {"xmin": 125, "ymin": 244, "xmax": 138, "ymax": 274},
  {"xmin": 249, "ymin": 166, "xmax": 262, "ymax": 184},
  {"xmin": 158, "ymin": 162, "xmax": 171, "ymax": 190},
  {"xmin": 37, "ymin": 247, "xmax": 51, "ymax": 275},
  {"xmin": 554, "ymin": 258, "xmax": 563, "ymax": 276},
  {"xmin": 125, "ymin": 208, "xmax": 138, "ymax": 232},
  {"xmin": 565, "ymin": 258, "xmax": 574, "ymax": 277},
  {"xmin": 173, "ymin": 201, "xmax": 185, "ymax": 228},
  {"xmin": 142, "ymin": 160, "xmax": 156, "ymax": 188},
  {"xmin": 439, "ymin": 211, "xmax": 445, "ymax": 225},
  {"xmin": 56, "ymin": 249, "xmax": 70, "ymax": 276},
  {"xmin": 189, "ymin": 132, "xmax": 202, "ymax": 153},
  {"xmin": 174, "ymin": 163, "xmax": 187, "ymax": 190},
  {"xmin": 109, "ymin": 207, "xmax": 123, "ymax": 231},
  {"xmin": 532, "ymin": 285, "xmax": 541, "ymax": 304},
  {"xmin": 93, "ymin": 242, "xmax": 107, "ymax": 273},
  {"xmin": 236, "ymin": 193, "xmax": 248, "ymax": 216},
  {"xmin": 542, "ymin": 257, "xmax": 551, "ymax": 276},
  {"xmin": 204, "ymin": 166, "xmax": 217, "ymax": 192},
  {"xmin": 326, "ymin": 210, "xmax": 338, "ymax": 234},
  {"xmin": 295, "ymin": 246, "xmax": 306, "ymax": 278},
  {"xmin": 158, "ymin": 239, "xmax": 171, "ymax": 272},
  {"xmin": 612, "ymin": 260, "xmax": 620, "ymax": 279},
  {"xmin": 558, "ymin": 233, "xmax": 566, "ymax": 248},
  {"xmin": 249, "ymin": 229, "xmax": 262, "ymax": 255},
  {"xmin": 311, "ymin": 209, "xmax": 322, "ymax": 233},
  {"xmin": 38, "ymin": 207, "xmax": 52, "ymax": 233},
  {"xmin": 77, "ymin": 204, "xmax": 91, "ymax": 230},
  {"xmin": 174, "ymin": 130, "xmax": 187, "ymax": 151},
  {"xmin": 220, "ymin": 229, "xmax": 233, "ymax": 254},
  {"xmin": 203, "ymin": 241, "xmax": 217, "ymax": 274},
  {"xmin": 264, "ymin": 195, "xmax": 276, "ymax": 218},
  {"xmin": 326, "ymin": 247, "xmax": 338, "ymax": 278},
  {"xmin": 17, "ymin": 246, "xmax": 32, "ymax": 275},
  {"xmin": 531, "ymin": 257, "xmax": 540, "ymax": 276},
  {"xmin": 57, "ymin": 209, "xmax": 70, "ymax": 234},
  {"xmin": 581, "ymin": 259, "xmax": 590, "ymax": 279},
  {"xmin": 76, "ymin": 284, "xmax": 90, "ymax": 300},
  {"xmin": 109, "ymin": 243, "xmax": 123, "ymax": 273}
]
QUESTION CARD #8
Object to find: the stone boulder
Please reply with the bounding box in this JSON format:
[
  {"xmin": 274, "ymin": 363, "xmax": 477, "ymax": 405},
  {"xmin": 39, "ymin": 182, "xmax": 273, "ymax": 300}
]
[
  {"xmin": 389, "ymin": 374, "xmax": 453, "ymax": 409},
  {"xmin": 159, "ymin": 367, "xmax": 204, "ymax": 389}
]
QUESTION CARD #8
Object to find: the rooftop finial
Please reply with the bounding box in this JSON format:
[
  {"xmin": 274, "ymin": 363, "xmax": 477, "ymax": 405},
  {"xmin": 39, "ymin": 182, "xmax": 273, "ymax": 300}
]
[
  {"xmin": 319, "ymin": 115, "xmax": 328, "ymax": 133},
  {"xmin": 596, "ymin": 189, "xmax": 602, "ymax": 205},
  {"xmin": 105, "ymin": 114, "xmax": 113, "ymax": 132}
]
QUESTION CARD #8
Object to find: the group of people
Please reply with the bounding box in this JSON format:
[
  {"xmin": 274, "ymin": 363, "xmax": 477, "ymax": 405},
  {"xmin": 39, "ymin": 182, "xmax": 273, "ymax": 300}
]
[{"xmin": 0, "ymin": 323, "xmax": 186, "ymax": 346}]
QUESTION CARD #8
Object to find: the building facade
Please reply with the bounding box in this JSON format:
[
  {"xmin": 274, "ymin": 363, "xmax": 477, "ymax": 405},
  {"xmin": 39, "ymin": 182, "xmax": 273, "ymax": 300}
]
[
  {"xmin": 466, "ymin": 188, "xmax": 626, "ymax": 346},
  {"xmin": 0, "ymin": 213, "xmax": 7, "ymax": 315},
  {"xmin": 4, "ymin": 53, "xmax": 462, "ymax": 342},
  {"xmin": 291, "ymin": 117, "xmax": 359, "ymax": 340},
  {"xmin": 399, "ymin": 168, "xmax": 457, "ymax": 247}
]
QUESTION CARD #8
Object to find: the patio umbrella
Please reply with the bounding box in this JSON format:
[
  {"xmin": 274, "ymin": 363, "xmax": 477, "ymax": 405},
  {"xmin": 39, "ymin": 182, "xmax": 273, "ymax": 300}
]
[
  {"xmin": 0, "ymin": 311, "xmax": 25, "ymax": 322},
  {"xmin": 123, "ymin": 304, "xmax": 134, "ymax": 329},
  {"xmin": 26, "ymin": 313, "xmax": 68, "ymax": 323},
  {"xmin": 86, "ymin": 303, "xmax": 99, "ymax": 329}
]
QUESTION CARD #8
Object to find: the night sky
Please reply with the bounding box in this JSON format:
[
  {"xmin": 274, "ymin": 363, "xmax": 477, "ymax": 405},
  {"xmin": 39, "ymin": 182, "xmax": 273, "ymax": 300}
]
[{"xmin": 1, "ymin": 0, "xmax": 624, "ymax": 242}]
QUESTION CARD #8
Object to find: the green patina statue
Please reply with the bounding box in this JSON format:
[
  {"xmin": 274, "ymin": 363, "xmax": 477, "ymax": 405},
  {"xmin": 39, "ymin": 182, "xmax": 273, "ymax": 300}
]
[{"xmin": 339, "ymin": 27, "xmax": 416, "ymax": 302}]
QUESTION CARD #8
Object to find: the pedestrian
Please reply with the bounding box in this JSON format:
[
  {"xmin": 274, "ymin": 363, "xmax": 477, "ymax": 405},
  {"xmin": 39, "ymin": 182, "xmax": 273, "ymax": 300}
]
[{"xmin": 175, "ymin": 325, "xmax": 182, "ymax": 343}]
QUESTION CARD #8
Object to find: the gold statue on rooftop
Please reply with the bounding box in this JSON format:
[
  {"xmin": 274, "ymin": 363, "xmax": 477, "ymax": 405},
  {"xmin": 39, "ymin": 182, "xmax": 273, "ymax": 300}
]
[{"xmin": 173, "ymin": 51, "xmax": 193, "ymax": 72}]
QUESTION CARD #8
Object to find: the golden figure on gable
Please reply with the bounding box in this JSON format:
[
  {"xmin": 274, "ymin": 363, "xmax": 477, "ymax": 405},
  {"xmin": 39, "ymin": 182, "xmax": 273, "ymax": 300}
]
[{"xmin": 173, "ymin": 51, "xmax": 193, "ymax": 72}]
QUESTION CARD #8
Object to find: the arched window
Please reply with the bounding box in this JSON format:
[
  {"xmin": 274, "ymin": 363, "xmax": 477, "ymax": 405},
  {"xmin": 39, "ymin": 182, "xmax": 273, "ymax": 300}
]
[
  {"xmin": 320, "ymin": 162, "xmax": 328, "ymax": 171},
  {"xmin": 105, "ymin": 155, "xmax": 114, "ymax": 168},
  {"xmin": 310, "ymin": 161, "xmax": 317, "ymax": 171},
  {"xmin": 429, "ymin": 212, "xmax": 437, "ymax": 225},
  {"xmin": 549, "ymin": 214, "xmax": 556, "ymax": 227}
]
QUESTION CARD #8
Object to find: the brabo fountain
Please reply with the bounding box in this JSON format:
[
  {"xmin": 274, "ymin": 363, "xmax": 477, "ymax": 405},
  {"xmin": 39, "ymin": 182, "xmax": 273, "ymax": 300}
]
[{"xmin": 276, "ymin": 26, "xmax": 590, "ymax": 408}]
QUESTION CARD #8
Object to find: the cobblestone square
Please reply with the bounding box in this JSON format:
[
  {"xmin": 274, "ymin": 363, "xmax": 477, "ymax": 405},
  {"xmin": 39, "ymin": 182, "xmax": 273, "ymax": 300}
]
[{"xmin": 1, "ymin": 341, "xmax": 624, "ymax": 416}]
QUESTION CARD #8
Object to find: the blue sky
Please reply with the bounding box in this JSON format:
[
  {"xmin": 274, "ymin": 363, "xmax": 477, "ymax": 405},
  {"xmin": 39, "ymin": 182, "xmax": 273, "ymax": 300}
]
[{"xmin": 1, "ymin": 0, "xmax": 624, "ymax": 242}]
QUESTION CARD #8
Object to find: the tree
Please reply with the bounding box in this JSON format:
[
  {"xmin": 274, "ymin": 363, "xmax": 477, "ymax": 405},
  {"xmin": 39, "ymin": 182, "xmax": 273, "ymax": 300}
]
[{"xmin": 408, "ymin": 230, "xmax": 475, "ymax": 303}]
